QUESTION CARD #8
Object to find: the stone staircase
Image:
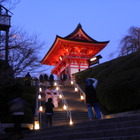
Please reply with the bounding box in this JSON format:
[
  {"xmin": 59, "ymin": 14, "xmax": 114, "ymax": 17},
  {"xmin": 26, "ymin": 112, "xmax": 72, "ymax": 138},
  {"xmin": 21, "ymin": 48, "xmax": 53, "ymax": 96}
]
[
  {"xmin": 1, "ymin": 85, "xmax": 140, "ymax": 139},
  {"xmin": 22, "ymin": 112, "xmax": 140, "ymax": 140},
  {"xmin": 41, "ymin": 86, "xmax": 89, "ymax": 127}
]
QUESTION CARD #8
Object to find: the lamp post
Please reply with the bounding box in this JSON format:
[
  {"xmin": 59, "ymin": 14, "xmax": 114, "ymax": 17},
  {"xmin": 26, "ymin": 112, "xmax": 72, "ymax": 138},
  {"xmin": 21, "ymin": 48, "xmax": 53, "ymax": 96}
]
[{"xmin": 0, "ymin": 5, "xmax": 12, "ymax": 63}]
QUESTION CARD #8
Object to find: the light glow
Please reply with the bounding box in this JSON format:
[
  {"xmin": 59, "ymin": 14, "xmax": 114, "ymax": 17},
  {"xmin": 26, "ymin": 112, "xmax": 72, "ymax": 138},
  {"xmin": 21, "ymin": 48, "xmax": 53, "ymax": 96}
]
[
  {"xmin": 54, "ymin": 82, "xmax": 57, "ymax": 86},
  {"xmin": 39, "ymin": 87, "xmax": 42, "ymax": 92},
  {"xmin": 69, "ymin": 120, "xmax": 73, "ymax": 125},
  {"xmin": 38, "ymin": 94, "xmax": 41, "ymax": 100},
  {"xmin": 71, "ymin": 81, "xmax": 74, "ymax": 85},
  {"xmin": 60, "ymin": 56, "xmax": 62, "ymax": 60},
  {"xmin": 39, "ymin": 106, "xmax": 43, "ymax": 112},
  {"xmin": 63, "ymin": 105, "xmax": 67, "ymax": 110},
  {"xmin": 56, "ymin": 87, "xmax": 59, "ymax": 90},
  {"xmin": 90, "ymin": 57, "xmax": 97, "ymax": 61},
  {"xmin": 59, "ymin": 94, "xmax": 62, "ymax": 98},
  {"xmin": 80, "ymin": 95, "xmax": 84, "ymax": 100},
  {"xmin": 75, "ymin": 87, "xmax": 78, "ymax": 92},
  {"xmin": 34, "ymin": 121, "xmax": 40, "ymax": 130}
]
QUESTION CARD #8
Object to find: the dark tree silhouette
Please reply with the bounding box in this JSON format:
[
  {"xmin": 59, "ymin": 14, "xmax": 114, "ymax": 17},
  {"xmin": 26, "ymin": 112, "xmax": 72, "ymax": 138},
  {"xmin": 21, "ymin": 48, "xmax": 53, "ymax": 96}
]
[{"xmin": 119, "ymin": 26, "xmax": 140, "ymax": 56}]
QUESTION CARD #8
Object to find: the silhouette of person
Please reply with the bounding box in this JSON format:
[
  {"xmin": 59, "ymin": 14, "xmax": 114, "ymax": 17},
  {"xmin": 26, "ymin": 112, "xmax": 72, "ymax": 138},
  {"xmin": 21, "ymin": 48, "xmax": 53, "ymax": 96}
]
[
  {"xmin": 49, "ymin": 74, "xmax": 54, "ymax": 87},
  {"xmin": 44, "ymin": 98, "xmax": 54, "ymax": 127},
  {"xmin": 85, "ymin": 78, "xmax": 101, "ymax": 120}
]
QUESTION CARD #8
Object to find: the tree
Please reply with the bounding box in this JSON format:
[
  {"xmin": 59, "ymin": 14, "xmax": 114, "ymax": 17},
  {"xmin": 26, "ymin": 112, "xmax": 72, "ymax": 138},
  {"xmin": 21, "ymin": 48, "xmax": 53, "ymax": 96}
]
[
  {"xmin": 119, "ymin": 26, "xmax": 140, "ymax": 56},
  {"xmin": 0, "ymin": 27, "xmax": 44, "ymax": 77},
  {"xmin": 0, "ymin": 0, "xmax": 20, "ymax": 9}
]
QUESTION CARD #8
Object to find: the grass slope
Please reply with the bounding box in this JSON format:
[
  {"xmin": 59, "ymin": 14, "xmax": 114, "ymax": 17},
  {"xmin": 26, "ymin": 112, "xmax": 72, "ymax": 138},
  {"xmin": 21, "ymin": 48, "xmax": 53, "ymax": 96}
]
[{"xmin": 73, "ymin": 51, "xmax": 140, "ymax": 114}]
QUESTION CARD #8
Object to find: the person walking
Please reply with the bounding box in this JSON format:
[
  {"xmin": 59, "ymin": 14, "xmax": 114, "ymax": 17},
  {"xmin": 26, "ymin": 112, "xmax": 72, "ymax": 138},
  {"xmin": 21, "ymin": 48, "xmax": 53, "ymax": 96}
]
[
  {"xmin": 85, "ymin": 78, "xmax": 102, "ymax": 121},
  {"xmin": 44, "ymin": 98, "xmax": 54, "ymax": 127}
]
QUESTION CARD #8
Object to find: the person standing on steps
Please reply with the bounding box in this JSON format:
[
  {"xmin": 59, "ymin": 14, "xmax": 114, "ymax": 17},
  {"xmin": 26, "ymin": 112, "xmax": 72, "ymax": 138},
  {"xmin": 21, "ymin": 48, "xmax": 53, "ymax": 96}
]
[
  {"xmin": 49, "ymin": 73, "xmax": 54, "ymax": 87},
  {"xmin": 85, "ymin": 78, "xmax": 102, "ymax": 121},
  {"xmin": 44, "ymin": 98, "xmax": 54, "ymax": 127}
]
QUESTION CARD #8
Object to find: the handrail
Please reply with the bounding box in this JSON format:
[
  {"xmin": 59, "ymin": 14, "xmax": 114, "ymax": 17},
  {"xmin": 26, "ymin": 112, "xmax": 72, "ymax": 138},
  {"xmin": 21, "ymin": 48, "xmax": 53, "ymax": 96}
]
[
  {"xmin": 58, "ymin": 90, "xmax": 73, "ymax": 124},
  {"xmin": 73, "ymin": 80, "xmax": 86, "ymax": 103}
]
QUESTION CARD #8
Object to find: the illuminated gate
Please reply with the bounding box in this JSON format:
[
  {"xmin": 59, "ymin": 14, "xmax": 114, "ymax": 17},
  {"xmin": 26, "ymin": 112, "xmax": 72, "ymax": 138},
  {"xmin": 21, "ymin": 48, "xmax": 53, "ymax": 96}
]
[{"xmin": 41, "ymin": 24, "xmax": 109, "ymax": 79}]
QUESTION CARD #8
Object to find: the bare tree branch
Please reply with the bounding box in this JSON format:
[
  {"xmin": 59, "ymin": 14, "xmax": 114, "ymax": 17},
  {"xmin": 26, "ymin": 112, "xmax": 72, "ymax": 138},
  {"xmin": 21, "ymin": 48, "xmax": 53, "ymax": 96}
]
[
  {"xmin": 119, "ymin": 26, "xmax": 140, "ymax": 56},
  {"xmin": 0, "ymin": 27, "xmax": 45, "ymax": 77}
]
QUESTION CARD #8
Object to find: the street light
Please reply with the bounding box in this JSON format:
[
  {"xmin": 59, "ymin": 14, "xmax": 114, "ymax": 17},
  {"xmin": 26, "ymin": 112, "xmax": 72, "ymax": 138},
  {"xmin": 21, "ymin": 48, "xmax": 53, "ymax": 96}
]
[{"xmin": 0, "ymin": 5, "xmax": 12, "ymax": 63}]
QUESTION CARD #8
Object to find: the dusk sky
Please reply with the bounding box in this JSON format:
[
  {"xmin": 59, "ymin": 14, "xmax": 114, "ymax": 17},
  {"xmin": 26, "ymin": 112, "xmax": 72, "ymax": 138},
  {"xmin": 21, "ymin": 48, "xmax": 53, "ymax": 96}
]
[{"xmin": 9, "ymin": 0, "xmax": 140, "ymax": 75}]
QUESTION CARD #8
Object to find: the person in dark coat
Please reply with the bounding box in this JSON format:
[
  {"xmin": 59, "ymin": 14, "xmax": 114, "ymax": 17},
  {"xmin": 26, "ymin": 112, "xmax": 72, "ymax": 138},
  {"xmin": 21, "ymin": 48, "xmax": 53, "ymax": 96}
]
[
  {"xmin": 49, "ymin": 74, "xmax": 54, "ymax": 87},
  {"xmin": 9, "ymin": 96, "xmax": 26, "ymax": 139},
  {"xmin": 85, "ymin": 78, "xmax": 101, "ymax": 120},
  {"xmin": 44, "ymin": 98, "xmax": 54, "ymax": 127}
]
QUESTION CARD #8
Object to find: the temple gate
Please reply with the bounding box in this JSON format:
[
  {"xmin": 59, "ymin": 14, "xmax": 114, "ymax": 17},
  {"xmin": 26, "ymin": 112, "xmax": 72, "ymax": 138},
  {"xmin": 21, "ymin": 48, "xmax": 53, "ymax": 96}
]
[{"xmin": 41, "ymin": 24, "xmax": 109, "ymax": 80}]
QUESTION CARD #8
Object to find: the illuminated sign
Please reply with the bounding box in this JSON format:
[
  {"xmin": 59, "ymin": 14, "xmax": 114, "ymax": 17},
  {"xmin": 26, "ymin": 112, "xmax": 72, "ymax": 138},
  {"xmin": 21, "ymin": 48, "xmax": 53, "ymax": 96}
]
[{"xmin": 87, "ymin": 55, "xmax": 102, "ymax": 66}]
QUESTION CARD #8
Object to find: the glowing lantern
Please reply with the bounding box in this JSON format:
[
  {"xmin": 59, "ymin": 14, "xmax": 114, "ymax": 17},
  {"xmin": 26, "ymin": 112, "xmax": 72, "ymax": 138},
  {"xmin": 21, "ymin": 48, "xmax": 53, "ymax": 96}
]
[
  {"xmin": 63, "ymin": 105, "xmax": 67, "ymax": 110},
  {"xmin": 39, "ymin": 87, "xmax": 42, "ymax": 92},
  {"xmin": 59, "ymin": 94, "xmax": 62, "ymax": 99},
  {"xmin": 34, "ymin": 116, "xmax": 40, "ymax": 130},
  {"xmin": 75, "ymin": 87, "xmax": 78, "ymax": 92},
  {"xmin": 56, "ymin": 87, "xmax": 59, "ymax": 90},
  {"xmin": 71, "ymin": 80, "xmax": 74, "ymax": 85},
  {"xmin": 34, "ymin": 121, "xmax": 40, "ymax": 130},
  {"xmin": 54, "ymin": 82, "xmax": 57, "ymax": 86},
  {"xmin": 38, "ymin": 94, "xmax": 41, "ymax": 100},
  {"xmin": 69, "ymin": 119, "xmax": 73, "ymax": 125},
  {"xmin": 39, "ymin": 106, "xmax": 43, "ymax": 112},
  {"xmin": 80, "ymin": 95, "xmax": 84, "ymax": 100}
]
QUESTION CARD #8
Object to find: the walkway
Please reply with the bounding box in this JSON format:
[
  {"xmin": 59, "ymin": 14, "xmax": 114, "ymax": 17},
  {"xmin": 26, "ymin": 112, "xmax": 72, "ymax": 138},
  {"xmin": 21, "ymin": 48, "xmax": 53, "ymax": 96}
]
[{"xmin": 41, "ymin": 85, "xmax": 89, "ymax": 127}]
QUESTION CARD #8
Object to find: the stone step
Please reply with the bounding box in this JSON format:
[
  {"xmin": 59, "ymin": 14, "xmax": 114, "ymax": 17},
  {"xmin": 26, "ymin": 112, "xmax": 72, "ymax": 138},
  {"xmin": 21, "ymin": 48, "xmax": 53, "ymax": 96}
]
[
  {"xmin": 23, "ymin": 125, "xmax": 140, "ymax": 140},
  {"xmin": 72, "ymin": 135, "xmax": 140, "ymax": 140},
  {"xmin": 22, "ymin": 114, "xmax": 140, "ymax": 140},
  {"xmin": 33, "ymin": 113, "xmax": 140, "ymax": 131},
  {"xmin": 24, "ymin": 119, "xmax": 140, "ymax": 136}
]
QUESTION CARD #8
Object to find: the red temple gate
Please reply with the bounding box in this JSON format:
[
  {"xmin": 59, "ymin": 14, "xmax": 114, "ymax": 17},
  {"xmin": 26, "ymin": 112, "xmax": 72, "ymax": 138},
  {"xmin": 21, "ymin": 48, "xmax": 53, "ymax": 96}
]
[{"xmin": 41, "ymin": 24, "xmax": 109, "ymax": 80}]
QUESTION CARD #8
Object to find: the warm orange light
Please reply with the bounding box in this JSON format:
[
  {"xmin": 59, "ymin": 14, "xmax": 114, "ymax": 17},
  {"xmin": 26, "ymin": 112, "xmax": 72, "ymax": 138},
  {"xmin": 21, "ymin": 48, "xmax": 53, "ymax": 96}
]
[
  {"xmin": 34, "ymin": 120, "xmax": 40, "ymax": 130},
  {"xmin": 71, "ymin": 81, "xmax": 74, "ymax": 85},
  {"xmin": 54, "ymin": 82, "xmax": 57, "ymax": 86},
  {"xmin": 56, "ymin": 87, "xmax": 59, "ymax": 90},
  {"xmin": 39, "ymin": 106, "xmax": 43, "ymax": 112},
  {"xmin": 59, "ymin": 94, "xmax": 62, "ymax": 98},
  {"xmin": 38, "ymin": 95, "xmax": 41, "ymax": 100},
  {"xmin": 90, "ymin": 57, "xmax": 97, "ymax": 61},
  {"xmin": 39, "ymin": 87, "xmax": 42, "ymax": 92},
  {"xmin": 75, "ymin": 87, "xmax": 78, "ymax": 92},
  {"xmin": 80, "ymin": 95, "xmax": 84, "ymax": 100},
  {"xmin": 63, "ymin": 105, "xmax": 67, "ymax": 110},
  {"xmin": 60, "ymin": 56, "xmax": 62, "ymax": 60},
  {"xmin": 69, "ymin": 120, "xmax": 73, "ymax": 125}
]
